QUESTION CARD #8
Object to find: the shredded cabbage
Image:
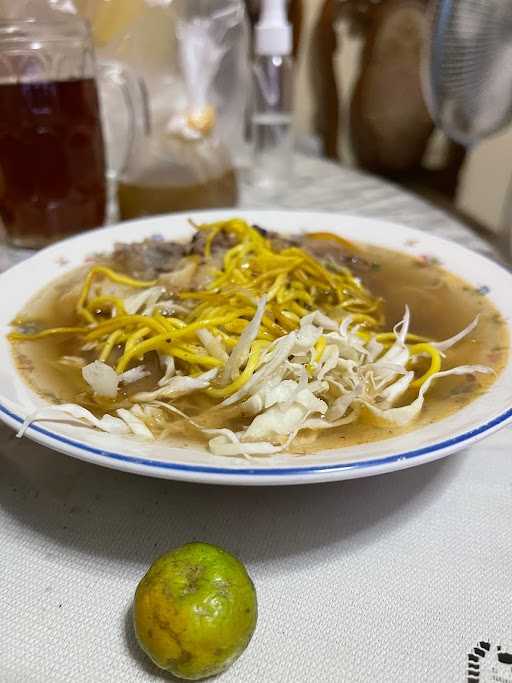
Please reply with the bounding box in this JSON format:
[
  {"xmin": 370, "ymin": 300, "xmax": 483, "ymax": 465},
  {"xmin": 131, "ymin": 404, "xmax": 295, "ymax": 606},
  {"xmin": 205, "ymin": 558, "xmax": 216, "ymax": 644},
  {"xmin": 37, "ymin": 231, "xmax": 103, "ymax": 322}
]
[
  {"xmin": 73, "ymin": 308, "xmax": 491, "ymax": 455},
  {"xmin": 82, "ymin": 361, "xmax": 119, "ymax": 398},
  {"xmin": 17, "ymin": 404, "xmax": 131, "ymax": 437},
  {"xmin": 133, "ymin": 369, "xmax": 218, "ymax": 402},
  {"xmin": 220, "ymin": 296, "xmax": 267, "ymax": 385}
]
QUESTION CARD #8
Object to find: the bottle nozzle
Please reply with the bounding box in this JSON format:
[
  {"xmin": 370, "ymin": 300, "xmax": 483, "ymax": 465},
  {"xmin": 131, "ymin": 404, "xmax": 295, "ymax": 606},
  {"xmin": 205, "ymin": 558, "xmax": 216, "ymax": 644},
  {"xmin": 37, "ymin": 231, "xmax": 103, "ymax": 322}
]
[{"xmin": 255, "ymin": 0, "xmax": 292, "ymax": 57}]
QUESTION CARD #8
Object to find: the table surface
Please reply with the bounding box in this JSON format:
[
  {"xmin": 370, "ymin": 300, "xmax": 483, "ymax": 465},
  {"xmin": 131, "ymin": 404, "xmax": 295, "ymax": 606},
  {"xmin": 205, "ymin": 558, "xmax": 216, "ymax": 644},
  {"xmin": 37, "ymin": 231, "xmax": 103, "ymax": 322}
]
[{"xmin": 1, "ymin": 157, "xmax": 511, "ymax": 683}]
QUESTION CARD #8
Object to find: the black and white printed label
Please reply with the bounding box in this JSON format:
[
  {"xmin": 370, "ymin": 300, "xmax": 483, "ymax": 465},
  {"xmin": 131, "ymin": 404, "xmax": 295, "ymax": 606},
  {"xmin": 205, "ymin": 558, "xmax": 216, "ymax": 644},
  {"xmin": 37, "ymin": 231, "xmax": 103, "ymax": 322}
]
[{"xmin": 468, "ymin": 642, "xmax": 512, "ymax": 682}]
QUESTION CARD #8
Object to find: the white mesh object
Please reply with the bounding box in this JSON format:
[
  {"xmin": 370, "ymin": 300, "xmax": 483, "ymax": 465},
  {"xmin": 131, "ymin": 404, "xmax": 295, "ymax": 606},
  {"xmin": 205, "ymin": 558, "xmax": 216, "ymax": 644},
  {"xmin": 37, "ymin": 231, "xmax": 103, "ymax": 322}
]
[{"xmin": 423, "ymin": 0, "xmax": 512, "ymax": 145}]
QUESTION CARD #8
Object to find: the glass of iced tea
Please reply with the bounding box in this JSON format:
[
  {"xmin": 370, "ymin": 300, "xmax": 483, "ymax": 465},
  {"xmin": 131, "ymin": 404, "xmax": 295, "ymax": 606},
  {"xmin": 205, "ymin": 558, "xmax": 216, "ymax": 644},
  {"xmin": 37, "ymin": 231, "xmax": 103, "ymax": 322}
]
[{"xmin": 0, "ymin": 18, "xmax": 106, "ymax": 247}]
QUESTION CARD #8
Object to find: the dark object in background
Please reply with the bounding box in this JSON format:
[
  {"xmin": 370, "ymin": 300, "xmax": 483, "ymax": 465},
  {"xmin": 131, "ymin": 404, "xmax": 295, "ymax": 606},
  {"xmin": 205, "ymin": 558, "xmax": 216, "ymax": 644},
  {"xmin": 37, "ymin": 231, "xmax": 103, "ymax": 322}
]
[
  {"xmin": 0, "ymin": 18, "xmax": 107, "ymax": 248},
  {"xmin": 312, "ymin": 0, "xmax": 467, "ymax": 203},
  {"xmin": 350, "ymin": 0, "xmax": 434, "ymax": 173},
  {"xmin": 310, "ymin": 0, "xmax": 339, "ymax": 159},
  {"xmin": 0, "ymin": 77, "xmax": 106, "ymax": 247},
  {"xmin": 247, "ymin": 1, "xmax": 469, "ymax": 212}
]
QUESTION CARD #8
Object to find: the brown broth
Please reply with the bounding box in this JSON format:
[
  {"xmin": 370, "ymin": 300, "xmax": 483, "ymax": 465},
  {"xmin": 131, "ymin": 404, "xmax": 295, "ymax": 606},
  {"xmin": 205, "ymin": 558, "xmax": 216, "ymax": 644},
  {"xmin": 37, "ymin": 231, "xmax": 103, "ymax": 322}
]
[
  {"xmin": 117, "ymin": 170, "xmax": 238, "ymax": 221},
  {"xmin": 10, "ymin": 242, "xmax": 509, "ymax": 453}
]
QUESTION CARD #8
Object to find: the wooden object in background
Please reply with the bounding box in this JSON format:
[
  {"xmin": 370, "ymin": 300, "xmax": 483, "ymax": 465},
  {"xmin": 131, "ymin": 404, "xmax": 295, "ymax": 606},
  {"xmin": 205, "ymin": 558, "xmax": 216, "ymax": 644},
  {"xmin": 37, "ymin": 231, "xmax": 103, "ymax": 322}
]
[
  {"xmin": 350, "ymin": 0, "xmax": 434, "ymax": 173},
  {"xmin": 310, "ymin": 0, "xmax": 339, "ymax": 160},
  {"xmin": 312, "ymin": 0, "xmax": 467, "ymax": 202},
  {"xmin": 288, "ymin": 0, "xmax": 304, "ymax": 58}
]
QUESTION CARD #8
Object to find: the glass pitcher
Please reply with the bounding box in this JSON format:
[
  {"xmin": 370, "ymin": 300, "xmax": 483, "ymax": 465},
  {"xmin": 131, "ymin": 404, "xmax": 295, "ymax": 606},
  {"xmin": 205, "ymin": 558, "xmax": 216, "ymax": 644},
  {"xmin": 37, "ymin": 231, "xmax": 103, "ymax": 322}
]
[
  {"xmin": 98, "ymin": 55, "xmax": 238, "ymax": 222},
  {"xmin": 0, "ymin": 17, "xmax": 107, "ymax": 247},
  {"xmin": 0, "ymin": 15, "xmax": 238, "ymax": 248},
  {"xmin": 99, "ymin": 4, "xmax": 239, "ymax": 221},
  {"xmin": 109, "ymin": 79, "xmax": 238, "ymax": 221}
]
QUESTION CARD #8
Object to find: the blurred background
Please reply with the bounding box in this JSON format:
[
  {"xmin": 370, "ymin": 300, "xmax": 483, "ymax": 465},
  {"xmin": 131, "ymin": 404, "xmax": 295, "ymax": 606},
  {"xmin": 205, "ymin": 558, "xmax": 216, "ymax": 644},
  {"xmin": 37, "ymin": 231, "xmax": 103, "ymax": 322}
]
[
  {"xmin": 76, "ymin": 0, "xmax": 511, "ymax": 235},
  {"xmin": 256, "ymin": 0, "xmax": 512, "ymax": 238},
  {"xmin": 1, "ymin": 0, "xmax": 511, "ymax": 247}
]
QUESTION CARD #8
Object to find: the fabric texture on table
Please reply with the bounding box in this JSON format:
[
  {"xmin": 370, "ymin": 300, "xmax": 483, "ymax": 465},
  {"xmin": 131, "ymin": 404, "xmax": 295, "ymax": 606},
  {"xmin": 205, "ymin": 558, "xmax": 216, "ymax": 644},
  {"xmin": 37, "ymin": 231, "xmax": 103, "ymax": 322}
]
[
  {"xmin": 0, "ymin": 155, "xmax": 510, "ymax": 682},
  {"xmin": 1, "ymin": 426, "xmax": 511, "ymax": 682}
]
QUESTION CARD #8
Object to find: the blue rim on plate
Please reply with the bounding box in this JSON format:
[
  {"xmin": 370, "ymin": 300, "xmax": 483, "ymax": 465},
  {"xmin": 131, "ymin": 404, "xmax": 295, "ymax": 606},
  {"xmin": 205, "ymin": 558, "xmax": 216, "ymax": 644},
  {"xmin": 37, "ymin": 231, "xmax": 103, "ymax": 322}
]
[
  {"xmin": 1, "ymin": 399, "xmax": 511, "ymax": 477},
  {"xmin": 1, "ymin": 210, "xmax": 511, "ymax": 484}
]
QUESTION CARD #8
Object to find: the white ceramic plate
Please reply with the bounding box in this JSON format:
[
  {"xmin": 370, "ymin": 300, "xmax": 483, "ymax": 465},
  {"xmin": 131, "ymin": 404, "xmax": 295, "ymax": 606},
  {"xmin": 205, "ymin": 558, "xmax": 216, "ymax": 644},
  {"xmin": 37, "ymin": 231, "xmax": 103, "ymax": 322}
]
[{"xmin": 0, "ymin": 210, "xmax": 511, "ymax": 485}]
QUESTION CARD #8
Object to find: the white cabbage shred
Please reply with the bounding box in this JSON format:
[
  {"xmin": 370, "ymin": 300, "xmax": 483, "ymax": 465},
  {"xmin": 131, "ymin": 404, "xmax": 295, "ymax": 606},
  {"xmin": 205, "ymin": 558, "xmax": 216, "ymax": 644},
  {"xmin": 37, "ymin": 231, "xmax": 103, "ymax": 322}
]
[
  {"xmin": 42, "ymin": 306, "xmax": 491, "ymax": 458},
  {"xmin": 124, "ymin": 286, "xmax": 166, "ymax": 315},
  {"xmin": 200, "ymin": 310, "xmax": 490, "ymax": 456},
  {"xmin": 220, "ymin": 295, "xmax": 267, "ymax": 384},
  {"xmin": 82, "ymin": 360, "xmax": 149, "ymax": 397},
  {"xmin": 82, "ymin": 361, "xmax": 119, "ymax": 398}
]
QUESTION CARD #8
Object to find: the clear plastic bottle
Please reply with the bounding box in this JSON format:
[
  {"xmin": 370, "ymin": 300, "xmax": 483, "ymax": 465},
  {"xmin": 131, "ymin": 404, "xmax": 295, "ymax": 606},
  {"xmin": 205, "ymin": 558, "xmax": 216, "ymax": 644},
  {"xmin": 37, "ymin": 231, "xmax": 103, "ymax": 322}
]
[{"xmin": 250, "ymin": 0, "xmax": 294, "ymax": 194}]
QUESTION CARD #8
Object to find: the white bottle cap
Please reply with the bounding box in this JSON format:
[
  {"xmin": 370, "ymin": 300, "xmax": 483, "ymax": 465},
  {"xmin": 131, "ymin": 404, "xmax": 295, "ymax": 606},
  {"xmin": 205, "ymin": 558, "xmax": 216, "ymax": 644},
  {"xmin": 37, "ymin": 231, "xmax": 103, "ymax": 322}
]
[{"xmin": 255, "ymin": 0, "xmax": 292, "ymax": 56}]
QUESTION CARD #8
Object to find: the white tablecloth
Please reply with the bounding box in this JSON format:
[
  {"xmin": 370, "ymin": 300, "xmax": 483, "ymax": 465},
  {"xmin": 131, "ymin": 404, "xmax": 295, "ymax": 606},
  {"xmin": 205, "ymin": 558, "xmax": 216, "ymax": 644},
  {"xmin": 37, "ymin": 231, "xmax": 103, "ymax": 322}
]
[{"xmin": 1, "ymin": 157, "xmax": 511, "ymax": 683}]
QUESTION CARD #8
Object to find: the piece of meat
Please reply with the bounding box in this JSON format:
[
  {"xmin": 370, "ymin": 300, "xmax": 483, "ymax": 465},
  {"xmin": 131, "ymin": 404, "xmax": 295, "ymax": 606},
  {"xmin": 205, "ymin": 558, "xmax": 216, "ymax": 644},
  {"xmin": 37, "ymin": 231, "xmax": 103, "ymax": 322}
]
[
  {"xmin": 266, "ymin": 230, "xmax": 300, "ymax": 252},
  {"xmin": 187, "ymin": 229, "xmax": 237, "ymax": 257},
  {"xmin": 101, "ymin": 226, "xmax": 374, "ymax": 284},
  {"xmin": 158, "ymin": 259, "xmax": 198, "ymax": 294},
  {"xmin": 264, "ymin": 229, "xmax": 373, "ymax": 275},
  {"xmin": 109, "ymin": 239, "xmax": 186, "ymax": 280},
  {"xmin": 300, "ymin": 236, "xmax": 374, "ymax": 275}
]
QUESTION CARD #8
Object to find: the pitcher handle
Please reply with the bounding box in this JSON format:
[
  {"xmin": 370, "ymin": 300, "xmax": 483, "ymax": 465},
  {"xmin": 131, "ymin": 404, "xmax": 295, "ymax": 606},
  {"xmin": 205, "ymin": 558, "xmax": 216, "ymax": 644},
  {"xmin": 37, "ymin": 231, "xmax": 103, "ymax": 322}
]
[{"xmin": 96, "ymin": 60, "xmax": 150, "ymax": 181}]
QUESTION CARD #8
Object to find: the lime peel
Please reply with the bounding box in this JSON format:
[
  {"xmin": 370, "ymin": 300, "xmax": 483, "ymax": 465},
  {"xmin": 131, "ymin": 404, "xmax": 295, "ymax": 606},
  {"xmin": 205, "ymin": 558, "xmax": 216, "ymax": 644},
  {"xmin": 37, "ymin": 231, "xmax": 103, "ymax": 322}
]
[{"xmin": 133, "ymin": 542, "xmax": 257, "ymax": 680}]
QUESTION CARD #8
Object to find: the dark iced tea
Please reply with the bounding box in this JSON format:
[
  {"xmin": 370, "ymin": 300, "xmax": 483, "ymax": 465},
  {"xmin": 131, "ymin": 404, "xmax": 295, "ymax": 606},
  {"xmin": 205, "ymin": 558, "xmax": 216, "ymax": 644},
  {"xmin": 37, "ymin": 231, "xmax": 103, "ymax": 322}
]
[{"xmin": 0, "ymin": 77, "xmax": 106, "ymax": 247}]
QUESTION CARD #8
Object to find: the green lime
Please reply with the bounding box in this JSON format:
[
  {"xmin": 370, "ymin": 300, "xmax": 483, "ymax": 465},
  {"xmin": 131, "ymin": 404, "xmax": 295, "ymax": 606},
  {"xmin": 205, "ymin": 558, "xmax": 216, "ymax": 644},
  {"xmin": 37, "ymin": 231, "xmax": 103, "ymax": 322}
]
[{"xmin": 133, "ymin": 542, "xmax": 257, "ymax": 680}]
